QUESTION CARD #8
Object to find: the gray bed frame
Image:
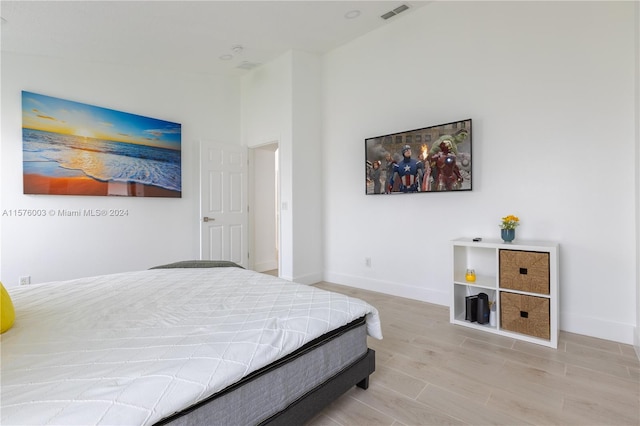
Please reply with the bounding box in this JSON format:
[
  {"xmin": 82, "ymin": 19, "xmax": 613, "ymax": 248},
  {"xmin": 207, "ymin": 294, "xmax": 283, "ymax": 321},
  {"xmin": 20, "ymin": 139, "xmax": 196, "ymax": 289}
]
[
  {"xmin": 263, "ymin": 349, "xmax": 375, "ymax": 425},
  {"xmin": 155, "ymin": 318, "xmax": 375, "ymax": 426}
]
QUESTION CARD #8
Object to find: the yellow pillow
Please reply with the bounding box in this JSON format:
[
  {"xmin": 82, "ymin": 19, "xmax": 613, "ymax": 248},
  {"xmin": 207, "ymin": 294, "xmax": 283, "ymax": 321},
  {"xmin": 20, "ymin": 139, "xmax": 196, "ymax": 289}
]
[{"xmin": 1, "ymin": 282, "xmax": 16, "ymax": 333}]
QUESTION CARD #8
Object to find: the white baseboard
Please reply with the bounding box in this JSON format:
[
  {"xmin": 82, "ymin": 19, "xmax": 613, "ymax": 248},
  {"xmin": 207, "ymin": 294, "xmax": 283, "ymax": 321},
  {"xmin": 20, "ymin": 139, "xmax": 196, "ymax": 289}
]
[
  {"xmin": 323, "ymin": 271, "xmax": 449, "ymax": 307},
  {"xmin": 292, "ymin": 271, "xmax": 324, "ymax": 286},
  {"xmin": 560, "ymin": 313, "xmax": 635, "ymax": 345},
  {"xmin": 324, "ymin": 271, "xmax": 634, "ymax": 345},
  {"xmin": 253, "ymin": 260, "xmax": 278, "ymax": 273}
]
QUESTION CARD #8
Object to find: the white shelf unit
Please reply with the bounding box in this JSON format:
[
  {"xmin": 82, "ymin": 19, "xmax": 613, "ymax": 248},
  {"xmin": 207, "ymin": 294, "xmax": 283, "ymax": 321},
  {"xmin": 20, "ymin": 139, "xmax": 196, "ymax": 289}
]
[{"xmin": 451, "ymin": 237, "xmax": 559, "ymax": 348}]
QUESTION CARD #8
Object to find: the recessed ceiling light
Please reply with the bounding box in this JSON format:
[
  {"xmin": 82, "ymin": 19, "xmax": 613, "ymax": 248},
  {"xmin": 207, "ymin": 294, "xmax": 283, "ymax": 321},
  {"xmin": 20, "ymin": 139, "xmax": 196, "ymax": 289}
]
[
  {"xmin": 231, "ymin": 45, "xmax": 243, "ymax": 55},
  {"xmin": 219, "ymin": 54, "xmax": 233, "ymax": 61},
  {"xmin": 344, "ymin": 10, "xmax": 361, "ymax": 19}
]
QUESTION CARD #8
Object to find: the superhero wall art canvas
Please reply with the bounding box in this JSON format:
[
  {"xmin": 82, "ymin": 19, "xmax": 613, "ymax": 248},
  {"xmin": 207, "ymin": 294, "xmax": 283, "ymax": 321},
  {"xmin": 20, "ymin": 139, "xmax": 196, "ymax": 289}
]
[{"xmin": 365, "ymin": 119, "xmax": 472, "ymax": 195}]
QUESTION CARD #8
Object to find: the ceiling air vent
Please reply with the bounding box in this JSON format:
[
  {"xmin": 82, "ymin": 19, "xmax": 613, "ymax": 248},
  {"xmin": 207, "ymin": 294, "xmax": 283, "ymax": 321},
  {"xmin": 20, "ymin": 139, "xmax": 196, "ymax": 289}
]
[{"xmin": 381, "ymin": 4, "xmax": 410, "ymax": 20}]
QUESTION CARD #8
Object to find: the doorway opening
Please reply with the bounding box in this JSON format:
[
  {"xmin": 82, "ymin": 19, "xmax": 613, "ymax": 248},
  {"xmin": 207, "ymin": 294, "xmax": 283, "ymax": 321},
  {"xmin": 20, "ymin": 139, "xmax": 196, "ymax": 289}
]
[{"xmin": 249, "ymin": 143, "xmax": 279, "ymax": 275}]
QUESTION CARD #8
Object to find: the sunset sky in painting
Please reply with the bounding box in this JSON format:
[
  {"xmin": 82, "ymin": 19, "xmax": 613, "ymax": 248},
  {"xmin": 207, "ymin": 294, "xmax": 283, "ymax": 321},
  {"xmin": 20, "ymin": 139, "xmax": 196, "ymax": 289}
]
[{"xmin": 21, "ymin": 91, "xmax": 181, "ymax": 151}]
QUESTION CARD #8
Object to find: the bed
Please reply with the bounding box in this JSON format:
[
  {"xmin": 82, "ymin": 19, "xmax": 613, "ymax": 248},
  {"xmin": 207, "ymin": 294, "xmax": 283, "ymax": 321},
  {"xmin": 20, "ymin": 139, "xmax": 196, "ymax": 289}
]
[{"xmin": 0, "ymin": 262, "xmax": 382, "ymax": 425}]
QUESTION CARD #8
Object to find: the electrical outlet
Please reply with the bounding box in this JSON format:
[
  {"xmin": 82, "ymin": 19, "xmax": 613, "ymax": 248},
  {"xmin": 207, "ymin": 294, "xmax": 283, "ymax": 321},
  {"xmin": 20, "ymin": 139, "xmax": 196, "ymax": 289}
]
[
  {"xmin": 19, "ymin": 276, "xmax": 31, "ymax": 286},
  {"xmin": 365, "ymin": 257, "xmax": 372, "ymax": 267}
]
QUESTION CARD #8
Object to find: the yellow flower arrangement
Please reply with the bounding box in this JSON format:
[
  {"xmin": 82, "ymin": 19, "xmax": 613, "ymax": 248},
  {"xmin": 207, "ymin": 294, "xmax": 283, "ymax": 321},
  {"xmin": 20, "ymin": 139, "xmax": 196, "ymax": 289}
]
[{"xmin": 500, "ymin": 215, "xmax": 520, "ymax": 230}]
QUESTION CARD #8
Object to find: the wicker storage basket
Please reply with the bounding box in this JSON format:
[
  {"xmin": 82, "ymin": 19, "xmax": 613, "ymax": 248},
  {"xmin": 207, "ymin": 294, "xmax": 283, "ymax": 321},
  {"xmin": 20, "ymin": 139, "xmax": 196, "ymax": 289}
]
[
  {"xmin": 500, "ymin": 292, "xmax": 550, "ymax": 340},
  {"xmin": 499, "ymin": 250, "xmax": 550, "ymax": 294}
]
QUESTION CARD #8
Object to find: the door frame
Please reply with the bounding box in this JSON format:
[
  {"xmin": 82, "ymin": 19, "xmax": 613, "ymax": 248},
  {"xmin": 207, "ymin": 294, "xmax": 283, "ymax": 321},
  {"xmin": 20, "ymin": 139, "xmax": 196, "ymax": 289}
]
[{"xmin": 248, "ymin": 142, "xmax": 280, "ymax": 274}]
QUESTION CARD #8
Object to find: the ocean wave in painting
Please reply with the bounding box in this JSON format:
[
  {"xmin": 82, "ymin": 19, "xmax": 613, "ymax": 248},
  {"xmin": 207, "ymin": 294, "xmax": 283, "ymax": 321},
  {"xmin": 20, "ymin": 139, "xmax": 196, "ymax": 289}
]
[{"xmin": 23, "ymin": 128, "xmax": 181, "ymax": 192}]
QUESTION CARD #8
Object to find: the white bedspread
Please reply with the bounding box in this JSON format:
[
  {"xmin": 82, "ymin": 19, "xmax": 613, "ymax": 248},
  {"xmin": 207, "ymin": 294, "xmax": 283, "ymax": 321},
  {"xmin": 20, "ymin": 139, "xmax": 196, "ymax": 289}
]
[{"xmin": 0, "ymin": 267, "xmax": 382, "ymax": 425}]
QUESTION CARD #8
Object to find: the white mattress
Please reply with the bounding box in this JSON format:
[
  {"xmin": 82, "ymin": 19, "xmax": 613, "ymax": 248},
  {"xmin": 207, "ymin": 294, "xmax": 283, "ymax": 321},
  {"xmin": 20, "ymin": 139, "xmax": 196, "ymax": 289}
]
[{"xmin": 0, "ymin": 267, "xmax": 382, "ymax": 425}]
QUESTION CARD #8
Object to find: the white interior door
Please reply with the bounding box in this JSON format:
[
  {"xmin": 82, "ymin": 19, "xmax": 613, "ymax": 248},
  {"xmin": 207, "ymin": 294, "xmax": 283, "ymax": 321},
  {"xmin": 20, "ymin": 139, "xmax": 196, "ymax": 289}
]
[{"xmin": 200, "ymin": 141, "xmax": 248, "ymax": 267}]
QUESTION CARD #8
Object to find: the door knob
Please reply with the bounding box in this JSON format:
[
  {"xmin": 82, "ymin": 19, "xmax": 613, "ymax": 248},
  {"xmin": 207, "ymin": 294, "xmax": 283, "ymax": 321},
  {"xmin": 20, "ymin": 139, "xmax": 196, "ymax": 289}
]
[{"xmin": 203, "ymin": 217, "xmax": 215, "ymax": 222}]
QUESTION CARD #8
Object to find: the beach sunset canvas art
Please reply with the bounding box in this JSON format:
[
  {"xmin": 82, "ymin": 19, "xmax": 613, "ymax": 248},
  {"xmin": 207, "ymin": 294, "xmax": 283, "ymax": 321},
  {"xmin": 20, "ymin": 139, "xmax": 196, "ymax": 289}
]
[{"xmin": 22, "ymin": 91, "xmax": 181, "ymax": 197}]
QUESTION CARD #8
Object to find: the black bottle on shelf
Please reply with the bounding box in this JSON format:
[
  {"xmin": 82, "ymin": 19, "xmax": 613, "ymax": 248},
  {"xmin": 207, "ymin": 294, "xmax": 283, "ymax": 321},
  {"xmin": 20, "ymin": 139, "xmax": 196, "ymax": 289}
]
[
  {"xmin": 465, "ymin": 295, "xmax": 478, "ymax": 322},
  {"xmin": 477, "ymin": 292, "xmax": 490, "ymax": 324}
]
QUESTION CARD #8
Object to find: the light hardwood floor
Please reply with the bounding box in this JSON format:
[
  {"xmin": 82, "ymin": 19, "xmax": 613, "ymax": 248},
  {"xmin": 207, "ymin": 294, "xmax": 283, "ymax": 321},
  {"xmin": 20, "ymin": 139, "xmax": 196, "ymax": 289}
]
[{"xmin": 307, "ymin": 281, "xmax": 640, "ymax": 426}]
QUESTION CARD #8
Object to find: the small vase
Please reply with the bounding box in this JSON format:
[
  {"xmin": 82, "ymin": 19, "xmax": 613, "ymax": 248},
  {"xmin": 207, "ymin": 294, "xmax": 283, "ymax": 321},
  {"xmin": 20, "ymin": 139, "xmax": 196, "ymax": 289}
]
[
  {"xmin": 501, "ymin": 228, "xmax": 515, "ymax": 243},
  {"xmin": 465, "ymin": 269, "xmax": 476, "ymax": 282}
]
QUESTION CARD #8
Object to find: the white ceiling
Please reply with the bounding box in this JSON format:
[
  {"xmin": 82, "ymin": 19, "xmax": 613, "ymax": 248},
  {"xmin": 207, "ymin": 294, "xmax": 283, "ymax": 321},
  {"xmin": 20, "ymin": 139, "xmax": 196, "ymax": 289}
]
[{"xmin": 0, "ymin": 1, "xmax": 430, "ymax": 76}]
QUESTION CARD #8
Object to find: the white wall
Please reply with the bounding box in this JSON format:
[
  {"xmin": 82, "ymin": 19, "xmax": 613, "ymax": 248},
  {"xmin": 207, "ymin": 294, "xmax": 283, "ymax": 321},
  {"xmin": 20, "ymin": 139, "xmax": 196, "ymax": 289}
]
[
  {"xmin": 1, "ymin": 53, "xmax": 241, "ymax": 287},
  {"xmin": 290, "ymin": 51, "xmax": 323, "ymax": 283},
  {"xmin": 322, "ymin": 1, "xmax": 638, "ymax": 344},
  {"xmin": 241, "ymin": 53, "xmax": 294, "ymax": 280},
  {"xmin": 241, "ymin": 50, "xmax": 324, "ymax": 284}
]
